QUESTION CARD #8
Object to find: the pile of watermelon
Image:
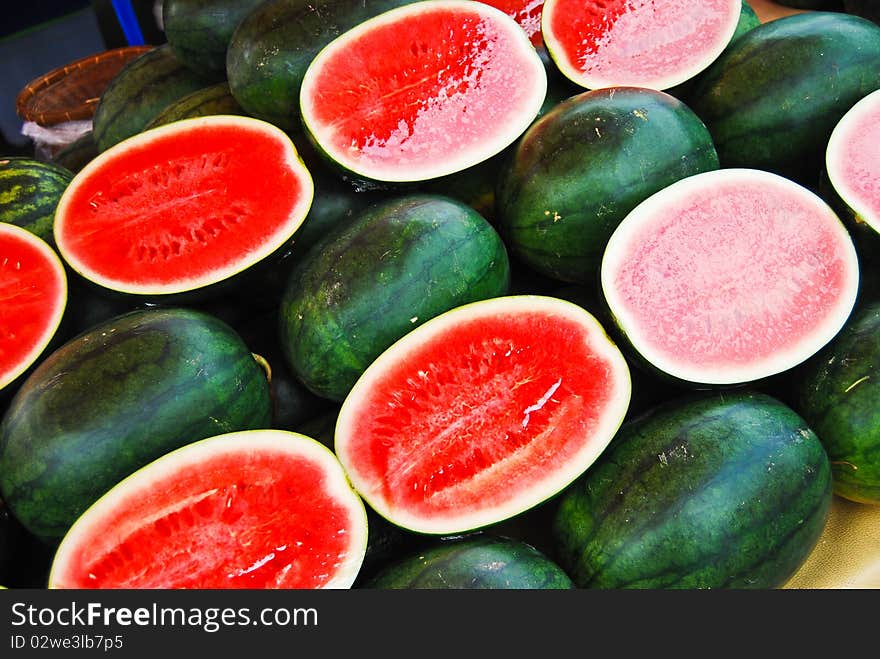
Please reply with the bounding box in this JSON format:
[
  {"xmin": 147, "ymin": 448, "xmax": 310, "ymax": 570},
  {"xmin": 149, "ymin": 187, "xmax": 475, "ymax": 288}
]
[{"xmin": 0, "ymin": 0, "xmax": 878, "ymax": 589}]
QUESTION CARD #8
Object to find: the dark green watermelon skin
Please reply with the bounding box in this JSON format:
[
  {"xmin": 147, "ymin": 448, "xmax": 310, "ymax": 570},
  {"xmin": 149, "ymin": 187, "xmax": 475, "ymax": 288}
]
[
  {"xmin": 226, "ymin": 0, "xmax": 415, "ymax": 132},
  {"xmin": 162, "ymin": 0, "xmax": 265, "ymax": 80},
  {"xmin": 495, "ymin": 87, "xmax": 719, "ymax": 284},
  {"xmin": 92, "ymin": 44, "xmax": 213, "ymax": 152},
  {"xmin": 0, "ymin": 157, "xmax": 73, "ymax": 244},
  {"xmin": 553, "ymin": 391, "xmax": 832, "ymax": 589},
  {"xmin": 144, "ymin": 82, "xmax": 245, "ymax": 130},
  {"xmin": 50, "ymin": 132, "xmax": 98, "ymax": 175},
  {"xmin": 794, "ymin": 303, "xmax": 880, "ymax": 504},
  {"xmin": 688, "ymin": 12, "xmax": 880, "ymax": 184},
  {"xmin": 366, "ymin": 534, "xmax": 574, "ymax": 589},
  {"xmin": 733, "ymin": 0, "xmax": 760, "ymax": 41},
  {"xmin": 279, "ymin": 194, "xmax": 510, "ymax": 401},
  {"xmin": 0, "ymin": 308, "xmax": 272, "ymax": 541}
]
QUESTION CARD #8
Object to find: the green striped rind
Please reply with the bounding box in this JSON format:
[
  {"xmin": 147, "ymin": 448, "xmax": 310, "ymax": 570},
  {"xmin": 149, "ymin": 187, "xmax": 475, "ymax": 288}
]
[
  {"xmin": 552, "ymin": 391, "xmax": 832, "ymax": 589},
  {"xmin": 794, "ymin": 303, "xmax": 880, "ymax": 504},
  {"xmin": 279, "ymin": 194, "xmax": 510, "ymax": 401},
  {"xmin": 367, "ymin": 534, "xmax": 574, "ymax": 589},
  {"xmin": 0, "ymin": 307, "xmax": 272, "ymax": 541},
  {"xmin": 687, "ymin": 12, "xmax": 880, "ymax": 183},
  {"xmin": 0, "ymin": 157, "xmax": 73, "ymax": 243},
  {"xmin": 50, "ymin": 132, "xmax": 98, "ymax": 175},
  {"xmin": 495, "ymin": 87, "xmax": 719, "ymax": 284},
  {"xmin": 163, "ymin": 0, "xmax": 265, "ymax": 79},
  {"xmin": 92, "ymin": 44, "xmax": 213, "ymax": 152},
  {"xmin": 144, "ymin": 82, "xmax": 245, "ymax": 130},
  {"xmin": 226, "ymin": 0, "xmax": 415, "ymax": 131}
]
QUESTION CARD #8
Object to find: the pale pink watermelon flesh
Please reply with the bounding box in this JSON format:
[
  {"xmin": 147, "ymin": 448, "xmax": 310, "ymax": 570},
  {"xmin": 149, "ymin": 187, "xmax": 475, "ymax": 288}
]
[
  {"xmin": 50, "ymin": 433, "xmax": 367, "ymax": 589},
  {"xmin": 301, "ymin": 3, "xmax": 546, "ymax": 182},
  {"xmin": 542, "ymin": 0, "xmax": 740, "ymax": 89},
  {"xmin": 826, "ymin": 89, "xmax": 880, "ymax": 233},
  {"xmin": 480, "ymin": 0, "xmax": 545, "ymax": 46},
  {"xmin": 54, "ymin": 117, "xmax": 312, "ymax": 295},
  {"xmin": 601, "ymin": 169, "xmax": 860, "ymax": 385},
  {"xmin": 0, "ymin": 225, "xmax": 65, "ymax": 390},
  {"xmin": 336, "ymin": 297, "xmax": 631, "ymax": 534}
]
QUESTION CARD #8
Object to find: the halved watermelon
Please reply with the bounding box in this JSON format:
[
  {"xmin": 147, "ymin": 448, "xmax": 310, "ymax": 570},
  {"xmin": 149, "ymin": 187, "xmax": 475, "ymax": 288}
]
[
  {"xmin": 54, "ymin": 115, "xmax": 313, "ymax": 297},
  {"xmin": 826, "ymin": 88, "xmax": 880, "ymax": 235},
  {"xmin": 299, "ymin": 0, "xmax": 547, "ymax": 184},
  {"xmin": 335, "ymin": 295, "xmax": 631, "ymax": 535},
  {"xmin": 48, "ymin": 429, "xmax": 368, "ymax": 589},
  {"xmin": 600, "ymin": 168, "xmax": 860, "ymax": 386},
  {"xmin": 0, "ymin": 224, "xmax": 66, "ymax": 392},
  {"xmin": 541, "ymin": 0, "xmax": 742, "ymax": 90}
]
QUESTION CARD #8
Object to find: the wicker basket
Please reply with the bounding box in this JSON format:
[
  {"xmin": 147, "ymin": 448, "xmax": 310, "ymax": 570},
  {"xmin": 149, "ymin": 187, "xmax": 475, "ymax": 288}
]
[{"xmin": 16, "ymin": 45, "xmax": 153, "ymax": 127}]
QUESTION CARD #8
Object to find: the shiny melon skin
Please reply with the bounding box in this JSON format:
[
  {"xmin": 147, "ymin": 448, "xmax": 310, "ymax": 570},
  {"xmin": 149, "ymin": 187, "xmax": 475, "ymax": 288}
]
[
  {"xmin": 552, "ymin": 391, "xmax": 833, "ymax": 589},
  {"xmin": 92, "ymin": 44, "xmax": 212, "ymax": 153},
  {"xmin": 687, "ymin": 12, "xmax": 880, "ymax": 184},
  {"xmin": 278, "ymin": 194, "xmax": 511, "ymax": 402},
  {"xmin": 163, "ymin": 0, "xmax": 266, "ymax": 79},
  {"xmin": 793, "ymin": 302, "xmax": 880, "ymax": 505},
  {"xmin": 0, "ymin": 307, "xmax": 273, "ymax": 541},
  {"xmin": 0, "ymin": 157, "xmax": 74, "ymax": 244},
  {"xmin": 495, "ymin": 87, "xmax": 720, "ymax": 285},
  {"xmin": 367, "ymin": 534, "xmax": 574, "ymax": 589}
]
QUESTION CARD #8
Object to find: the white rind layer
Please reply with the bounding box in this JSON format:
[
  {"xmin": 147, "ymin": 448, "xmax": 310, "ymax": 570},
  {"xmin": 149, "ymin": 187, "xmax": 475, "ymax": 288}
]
[
  {"xmin": 826, "ymin": 88, "xmax": 880, "ymax": 234},
  {"xmin": 300, "ymin": 0, "xmax": 548, "ymax": 184},
  {"xmin": 600, "ymin": 168, "xmax": 861, "ymax": 386},
  {"xmin": 49, "ymin": 429, "xmax": 369, "ymax": 590},
  {"xmin": 335, "ymin": 294, "xmax": 632, "ymax": 535},
  {"xmin": 53, "ymin": 115, "xmax": 314, "ymax": 296}
]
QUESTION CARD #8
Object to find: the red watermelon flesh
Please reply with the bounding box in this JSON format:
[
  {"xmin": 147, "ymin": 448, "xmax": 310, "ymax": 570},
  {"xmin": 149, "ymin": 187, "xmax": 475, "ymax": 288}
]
[
  {"xmin": 335, "ymin": 296, "xmax": 631, "ymax": 535},
  {"xmin": 300, "ymin": 1, "xmax": 546, "ymax": 183},
  {"xmin": 479, "ymin": 0, "xmax": 545, "ymax": 46},
  {"xmin": 49, "ymin": 431, "xmax": 368, "ymax": 589},
  {"xmin": 542, "ymin": 0, "xmax": 741, "ymax": 90},
  {"xmin": 54, "ymin": 116, "xmax": 313, "ymax": 296},
  {"xmin": 826, "ymin": 88, "xmax": 880, "ymax": 234},
  {"xmin": 601, "ymin": 168, "xmax": 861, "ymax": 385},
  {"xmin": 0, "ymin": 224, "xmax": 66, "ymax": 391}
]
